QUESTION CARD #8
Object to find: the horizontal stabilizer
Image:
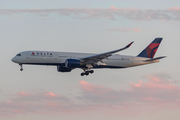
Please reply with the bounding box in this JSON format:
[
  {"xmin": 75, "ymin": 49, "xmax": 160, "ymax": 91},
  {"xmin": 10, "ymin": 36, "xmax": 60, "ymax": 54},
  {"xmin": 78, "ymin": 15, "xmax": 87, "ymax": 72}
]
[{"xmin": 144, "ymin": 56, "xmax": 166, "ymax": 62}]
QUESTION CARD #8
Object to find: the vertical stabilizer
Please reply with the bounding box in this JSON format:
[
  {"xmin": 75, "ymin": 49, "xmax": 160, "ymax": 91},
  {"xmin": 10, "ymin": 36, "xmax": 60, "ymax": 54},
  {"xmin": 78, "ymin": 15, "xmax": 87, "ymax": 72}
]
[{"xmin": 137, "ymin": 38, "xmax": 163, "ymax": 58}]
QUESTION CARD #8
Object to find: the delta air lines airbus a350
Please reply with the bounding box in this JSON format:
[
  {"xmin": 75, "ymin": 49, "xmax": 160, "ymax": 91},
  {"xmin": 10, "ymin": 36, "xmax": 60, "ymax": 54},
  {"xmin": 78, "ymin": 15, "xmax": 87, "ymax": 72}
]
[{"xmin": 12, "ymin": 38, "xmax": 166, "ymax": 76}]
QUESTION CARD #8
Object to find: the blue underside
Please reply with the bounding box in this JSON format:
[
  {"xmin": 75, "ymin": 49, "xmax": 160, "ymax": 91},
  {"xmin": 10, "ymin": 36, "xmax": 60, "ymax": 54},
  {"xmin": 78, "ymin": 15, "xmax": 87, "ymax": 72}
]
[{"xmin": 21, "ymin": 63, "xmax": 126, "ymax": 69}]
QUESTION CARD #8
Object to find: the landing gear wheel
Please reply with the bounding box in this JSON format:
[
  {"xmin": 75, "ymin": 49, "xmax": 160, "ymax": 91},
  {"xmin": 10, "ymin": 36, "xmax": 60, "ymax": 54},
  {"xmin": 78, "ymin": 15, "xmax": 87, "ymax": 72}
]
[
  {"xmin": 81, "ymin": 73, "xmax": 85, "ymax": 76},
  {"xmin": 89, "ymin": 70, "xmax": 94, "ymax": 74},
  {"xmin": 81, "ymin": 69, "xmax": 94, "ymax": 76},
  {"xmin": 85, "ymin": 71, "xmax": 89, "ymax": 75},
  {"xmin": 19, "ymin": 64, "xmax": 23, "ymax": 71}
]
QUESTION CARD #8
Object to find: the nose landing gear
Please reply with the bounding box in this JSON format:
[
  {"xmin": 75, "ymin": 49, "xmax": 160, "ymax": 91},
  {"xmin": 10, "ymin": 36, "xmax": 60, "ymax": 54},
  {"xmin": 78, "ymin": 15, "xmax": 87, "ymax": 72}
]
[
  {"xmin": 19, "ymin": 64, "xmax": 23, "ymax": 71},
  {"xmin": 81, "ymin": 70, "xmax": 94, "ymax": 76}
]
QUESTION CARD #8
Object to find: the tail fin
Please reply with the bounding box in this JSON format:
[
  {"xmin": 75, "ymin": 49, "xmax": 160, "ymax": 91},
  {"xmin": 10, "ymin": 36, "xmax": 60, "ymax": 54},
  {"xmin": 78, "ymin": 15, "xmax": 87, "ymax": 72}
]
[{"xmin": 138, "ymin": 38, "xmax": 163, "ymax": 58}]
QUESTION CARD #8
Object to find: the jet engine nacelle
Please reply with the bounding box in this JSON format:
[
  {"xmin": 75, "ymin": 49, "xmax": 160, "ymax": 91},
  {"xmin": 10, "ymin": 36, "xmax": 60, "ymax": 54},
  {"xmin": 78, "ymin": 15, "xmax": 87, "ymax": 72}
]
[
  {"xmin": 57, "ymin": 66, "xmax": 72, "ymax": 72},
  {"xmin": 65, "ymin": 59, "xmax": 82, "ymax": 68}
]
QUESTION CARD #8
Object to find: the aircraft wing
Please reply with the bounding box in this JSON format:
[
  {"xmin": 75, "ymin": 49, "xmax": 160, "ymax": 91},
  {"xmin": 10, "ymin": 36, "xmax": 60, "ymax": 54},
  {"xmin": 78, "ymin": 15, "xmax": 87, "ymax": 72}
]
[{"xmin": 80, "ymin": 41, "xmax": 134, "ymax": 65}]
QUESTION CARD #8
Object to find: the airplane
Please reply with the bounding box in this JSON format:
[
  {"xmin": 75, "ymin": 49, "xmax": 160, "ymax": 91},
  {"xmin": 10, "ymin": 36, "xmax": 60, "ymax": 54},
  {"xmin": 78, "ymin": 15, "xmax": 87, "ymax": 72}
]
[{"xmin": 12, "ymin": 38, "xmax": 166, "ymax": 76}]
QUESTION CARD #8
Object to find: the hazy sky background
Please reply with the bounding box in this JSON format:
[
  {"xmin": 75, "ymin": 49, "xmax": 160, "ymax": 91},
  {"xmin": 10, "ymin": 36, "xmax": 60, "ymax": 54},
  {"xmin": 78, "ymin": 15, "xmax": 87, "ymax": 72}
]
[{"xmin": 0, "ymin": 0, "xmax": 180, "ymax": 120}]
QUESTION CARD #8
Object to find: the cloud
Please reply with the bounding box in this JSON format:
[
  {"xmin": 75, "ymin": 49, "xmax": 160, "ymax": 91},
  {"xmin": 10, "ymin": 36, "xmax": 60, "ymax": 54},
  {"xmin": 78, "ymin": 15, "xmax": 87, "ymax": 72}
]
[
  {"xmin": 79, "ymin": 76, "xmax": 180, "ymax": 104},
  {"xmin": 0, "ymin": 90, "xmax": 72, "ymax": 116},
  {"xmin": 45, "ymin": 92, "xmax": 56, "ymax": 97},
  {"xmin": 108, "ymin": 28, "xmax": 141, "ymax": 32},
  {"xmin": 168, "ymin": 7, "xmax": 180, "ymax": 10},
  {"xmin": 0, "ymin": 7, "xmax": 180, "ymax": 20},
  {"xmin": 0, "ymin": 75, "xmax": 180, "ymax": 116},
  {"xmin": 17, "ymin": 91, "xmax": 31, "ymax": 97},
  {"xmin": 110, "ymin": 5, "xmax": 118, "ymax": 10}
]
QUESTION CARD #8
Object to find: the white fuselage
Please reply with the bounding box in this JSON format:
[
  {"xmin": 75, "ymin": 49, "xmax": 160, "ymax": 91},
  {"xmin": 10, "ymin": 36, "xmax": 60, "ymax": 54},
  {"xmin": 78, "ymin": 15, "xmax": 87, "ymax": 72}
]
[{"xmin": 12, "ymin": 51, "xmax": 159, "ymax": 69}]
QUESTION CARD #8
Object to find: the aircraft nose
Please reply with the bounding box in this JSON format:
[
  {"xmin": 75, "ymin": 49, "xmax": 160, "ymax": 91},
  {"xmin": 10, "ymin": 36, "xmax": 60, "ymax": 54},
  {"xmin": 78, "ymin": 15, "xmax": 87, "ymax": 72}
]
[{"xmin": 11, "ymin": 57, "xmax": 16, "ymax": 63}]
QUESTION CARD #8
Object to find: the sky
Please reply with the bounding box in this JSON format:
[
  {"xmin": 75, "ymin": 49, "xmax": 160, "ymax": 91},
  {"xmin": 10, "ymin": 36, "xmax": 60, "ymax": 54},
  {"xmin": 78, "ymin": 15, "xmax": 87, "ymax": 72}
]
[{"xmin": 0, "ymin": 0, "xmax": 180, "ymax": 120}]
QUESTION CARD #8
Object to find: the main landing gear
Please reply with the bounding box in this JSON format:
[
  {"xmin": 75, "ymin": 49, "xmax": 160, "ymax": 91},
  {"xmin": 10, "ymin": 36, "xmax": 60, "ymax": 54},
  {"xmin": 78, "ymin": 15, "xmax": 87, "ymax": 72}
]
[
  {"xmin": 81, "ymin": 70, "xmax": 94, "ymax": 76},
  {"xmin": 19, "ymin": 64, "xmax": 23, "ymax": 71}
]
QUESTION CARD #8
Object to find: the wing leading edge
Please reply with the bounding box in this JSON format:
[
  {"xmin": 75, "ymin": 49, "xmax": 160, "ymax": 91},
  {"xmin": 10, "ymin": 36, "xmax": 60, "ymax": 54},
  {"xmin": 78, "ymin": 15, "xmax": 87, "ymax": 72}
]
[{"xmin": 80, "ymin": 41, "xmax": 134, "ymax": 66}]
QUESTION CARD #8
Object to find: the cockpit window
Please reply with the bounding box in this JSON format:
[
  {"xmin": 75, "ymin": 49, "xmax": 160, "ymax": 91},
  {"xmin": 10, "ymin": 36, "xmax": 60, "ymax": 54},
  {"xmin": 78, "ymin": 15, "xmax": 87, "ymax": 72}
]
[{"xmin": 16, "ymin": 54, "xmax": 21, "ymax": 56}]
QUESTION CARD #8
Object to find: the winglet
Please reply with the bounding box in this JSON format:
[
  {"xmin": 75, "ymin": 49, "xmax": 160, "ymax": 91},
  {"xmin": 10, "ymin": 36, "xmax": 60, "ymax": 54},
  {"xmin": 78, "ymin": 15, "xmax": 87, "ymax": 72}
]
[
  {"xmin": 126, "ymin": 41, "xmax": 134, "ymax": 48},
  {"xmin": 118, "ymin": 41, "xmax": 134, "ymax": 51}
]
